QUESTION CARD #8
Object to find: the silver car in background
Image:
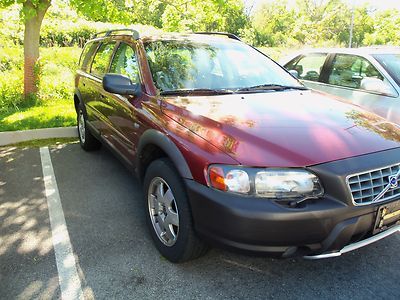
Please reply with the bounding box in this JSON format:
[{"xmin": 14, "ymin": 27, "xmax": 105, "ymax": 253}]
[{"xmin": 281, "ymin": 48, "xmax": 400, "ymax": 124}]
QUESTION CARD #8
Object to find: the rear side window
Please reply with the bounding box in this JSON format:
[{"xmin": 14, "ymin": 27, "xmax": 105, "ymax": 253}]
[
  {"xmin": 328, "ymin": 54, "xmax": 384, "ymax": 89},
  {"xmin": 91, "ymin": 42, "xmax": 116, "ymax": 77},
  {"xmin": 286, "ymin": 53, "xmax": 328, "ymax": 82},
  {"xmin": 109, "ymin": 43, "xmax": 140, "ymax": 83}
]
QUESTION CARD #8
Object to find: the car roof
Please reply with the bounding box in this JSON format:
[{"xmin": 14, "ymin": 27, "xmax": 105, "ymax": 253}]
[
  {"xmin": 140, "ymin": 33, "xmax": 241, "ymax": 43},
  {"xmin": 87, "ymin": 32, "xmax": 242, "ymax": 45}
]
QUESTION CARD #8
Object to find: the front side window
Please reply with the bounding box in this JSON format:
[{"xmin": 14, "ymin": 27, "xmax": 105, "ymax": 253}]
[
  {"xmin": 286, "ymin": 53, "xmax": 328, "ymax": 82},
  {"xmin": 328, "ymin": 54, "xmax": 385, "ymax": 90},
  {"xmin": 109, "ymin": 43, "xmax": 140, "ymax": 83},
  {"xmin": 144, "ymin": 39, "xmax": 303, "ymax": 92},
  {"xmin": 91, "ymin": 42, "xmax": 116, "ymax": 77},
  {"xmin": 79, "ymin": 41, "xmax": 98, "ymax": 71}
]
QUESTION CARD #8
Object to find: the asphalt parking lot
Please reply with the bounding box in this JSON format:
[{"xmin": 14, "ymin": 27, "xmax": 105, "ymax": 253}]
[{"xmin": 1, "ymin": 143, "xmax": 400, "ymax": 300}]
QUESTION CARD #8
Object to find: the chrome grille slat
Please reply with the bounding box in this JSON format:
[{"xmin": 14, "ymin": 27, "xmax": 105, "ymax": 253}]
[{"xmin": 347, "ymin": 163, "xmax": 400, "ymax": 206}]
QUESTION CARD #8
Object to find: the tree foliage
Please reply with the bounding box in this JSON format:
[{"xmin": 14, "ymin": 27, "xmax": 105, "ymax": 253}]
[{"xmin": 246, "ymin": 0, "xmax": 400, "ymax": 47}]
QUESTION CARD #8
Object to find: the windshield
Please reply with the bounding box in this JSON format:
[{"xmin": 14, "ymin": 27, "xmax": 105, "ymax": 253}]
[
  {"xmin": 144, "ymin": 39, "xmax": 303, "ymax": 93},
  {"xmin": 373, "ymin": 54, "xmax": 400, "ymax": 86}
]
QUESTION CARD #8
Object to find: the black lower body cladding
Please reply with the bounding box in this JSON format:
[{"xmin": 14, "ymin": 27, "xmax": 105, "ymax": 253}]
[{"xmin": 185, "ymin": 148, "xmax": 400, "ymax": 257}]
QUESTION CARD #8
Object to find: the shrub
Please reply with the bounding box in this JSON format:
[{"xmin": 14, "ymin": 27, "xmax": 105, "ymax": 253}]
[
  {"xmin": 0, "ymin": 68, "xmax": 25, "ymax": 113},
  {"xmin": 0, "ymin": 46, "xmax": 81, "ymax": 113}
]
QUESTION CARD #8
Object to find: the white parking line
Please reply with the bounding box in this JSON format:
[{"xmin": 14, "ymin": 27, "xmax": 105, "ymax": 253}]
[{"xmin": 40, "ymin": 147, "xmax": 84, "ymax": 300}]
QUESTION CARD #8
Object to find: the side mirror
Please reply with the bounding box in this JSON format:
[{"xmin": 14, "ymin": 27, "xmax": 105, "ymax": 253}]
[
  {"xmin": 288, "ymin": 69, "xmax": 299, "ymax": 79},
  {"xmin": 360, "ymin": 78, "xmax": 394, "ymax": 96},
  {"xmin": 103, "ymin": 74, "xmax": 141, "ymax": 96}
]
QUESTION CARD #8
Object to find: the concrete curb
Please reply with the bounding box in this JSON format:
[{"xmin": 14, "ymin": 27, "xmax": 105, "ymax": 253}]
[{"xmin": 0, "ymin": 127, "xmax": 78, "ymax": 146}]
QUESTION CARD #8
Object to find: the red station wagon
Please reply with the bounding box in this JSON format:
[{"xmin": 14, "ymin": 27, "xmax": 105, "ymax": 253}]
[{"xmin": 74, "ymin": 29, "xmax": 400, "ymax": 262}]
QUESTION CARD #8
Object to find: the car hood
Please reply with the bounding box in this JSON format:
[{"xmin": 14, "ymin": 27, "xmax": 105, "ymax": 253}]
[{"xmin": 161, "ymin": 90, "xmax": 400, "ymax": 167}]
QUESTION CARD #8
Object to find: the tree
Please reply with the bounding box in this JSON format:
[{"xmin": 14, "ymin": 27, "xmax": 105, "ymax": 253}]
[
  {"xmin": 363, "ymin": 9, "xmax": 400, "ymax": 46},
  {"xmin": 0, "ymin": 0, "xmax": 51, "ymax": 97},
  {"xmin": 158, "ymin": 0, "xmax": 247, "ymax": 34},
  {"xmin": 252, "ymin": 1, "xmax": 296, "ymax": 46},
  {"xmin": 0, "ymin": 0, "xmax": 138, "ymax": 100},
  {"xmin": 293, "ymin": 0, "xmax": 350, "ymax": 46}
]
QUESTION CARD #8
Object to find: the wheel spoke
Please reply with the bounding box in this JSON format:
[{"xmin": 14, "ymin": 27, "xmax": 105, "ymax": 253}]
[
  {"xmin": 149, "ymin": 194, "xmax": 157, "ymax": 210},
  {"xmin": 163, "ymin": 189, "xmax": 175, "ymax": 206},
  {"xmin": 155, "ymin": 182, "xmax": 164, "ymax": 199},
  {"xmin": 164, "ymin": 225, "xmax": 176, "ymax": 241},
  {"xmin": 165, "ymin": 210, "xmax": 179, "ymax": 227}
]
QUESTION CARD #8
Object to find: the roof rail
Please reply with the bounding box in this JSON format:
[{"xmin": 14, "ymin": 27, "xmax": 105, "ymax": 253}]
[
  {"xmin": 194, "ymin": 32, "xmax": 241, "ymax": 41},
  {"xmin": 93, "ymin": 29, "xmax": 140, "ymax": 40}
]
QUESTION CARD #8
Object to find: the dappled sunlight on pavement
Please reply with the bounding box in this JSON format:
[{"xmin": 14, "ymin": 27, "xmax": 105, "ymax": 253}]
[{"xmin": 0, "ymin": 147, "xmax": 60, "ymax": 299}]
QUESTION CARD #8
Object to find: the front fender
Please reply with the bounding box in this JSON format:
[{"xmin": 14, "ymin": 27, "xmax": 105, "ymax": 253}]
[{"xmin": 137, "ymin": 129, "xmax": 193, "ymax": 180}]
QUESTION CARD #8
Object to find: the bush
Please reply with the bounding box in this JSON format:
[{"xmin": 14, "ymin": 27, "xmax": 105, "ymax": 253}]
[
  {"xmin": 0, "ymin": 47, "xmax": 23, "ymax": 72},
  {"xmin": 0, "ymin": 46, "xmax": 81, "ymax": 113},
  {"xmin": 0, "ymin": 68, "xmax": 25, "ymax": 113}
]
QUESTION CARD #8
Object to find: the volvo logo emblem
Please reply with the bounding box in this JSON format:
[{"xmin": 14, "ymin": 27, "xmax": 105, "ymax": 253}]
[
  {"xmin": 389, "ymin": 173, "xmax": 399, "ymax": 189},
  {"xmin": 373, "ymin": 169, "xmax": 400, "ymax": 202}
]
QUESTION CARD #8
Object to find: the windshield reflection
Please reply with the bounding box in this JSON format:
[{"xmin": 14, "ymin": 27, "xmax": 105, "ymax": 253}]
[{"xmin": 144, "ymin": 38, "xmax": 301, "ymax": 93}]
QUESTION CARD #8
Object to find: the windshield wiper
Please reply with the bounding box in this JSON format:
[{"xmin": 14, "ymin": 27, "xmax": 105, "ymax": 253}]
[
  {"xmin": 236, "ymin": 84, "xmax": 308, "ymax": 92},
  {"xmin": 160, "ymin": 88, "xmax": 235, "ymax": 96}
]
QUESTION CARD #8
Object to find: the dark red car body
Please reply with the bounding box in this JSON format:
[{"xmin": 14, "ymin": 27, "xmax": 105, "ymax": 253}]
[{"xmin": 75, "ymin": 32, "xmax": 400, "ymax": 259}]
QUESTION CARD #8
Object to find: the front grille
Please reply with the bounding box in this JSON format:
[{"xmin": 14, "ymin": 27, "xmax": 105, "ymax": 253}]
[{"xmin": 347, "ymin": 163, "xmax": 400, "ymax": 205}]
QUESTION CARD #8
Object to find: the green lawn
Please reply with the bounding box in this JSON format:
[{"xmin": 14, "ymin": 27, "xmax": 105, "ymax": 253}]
[
  {"xmin": 0, "ymin": 46, "xmax": 79, "ymax": 132},
  {"xmin": 0, "ymin": 99, "xmax": 76, "ymax": 131}
]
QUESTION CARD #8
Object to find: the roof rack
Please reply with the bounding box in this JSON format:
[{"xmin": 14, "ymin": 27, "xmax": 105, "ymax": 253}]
[
  {"xmin": 194, "ymin": 32, "xmax": 241, "ymax": 41},
  {"xmin": 93, "ymin": 29, "xmax": 140, "ymax": 40}
]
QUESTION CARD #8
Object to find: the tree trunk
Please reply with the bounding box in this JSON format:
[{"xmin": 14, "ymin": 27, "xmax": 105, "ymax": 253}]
[{"xmin": 23, "ymin": 0, "xmax": 50, "ymax": 98}]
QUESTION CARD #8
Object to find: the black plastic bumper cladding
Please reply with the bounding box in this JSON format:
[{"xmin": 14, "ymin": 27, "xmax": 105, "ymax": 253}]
[{"xmin": 185, "ymin": 147, "xmax": 400, "ymax": 257}]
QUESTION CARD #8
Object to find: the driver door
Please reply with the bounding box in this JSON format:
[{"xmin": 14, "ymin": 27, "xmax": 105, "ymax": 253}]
[{"xmin": 101, "ymin": 42, "xmax": 144, "ymax": 163}]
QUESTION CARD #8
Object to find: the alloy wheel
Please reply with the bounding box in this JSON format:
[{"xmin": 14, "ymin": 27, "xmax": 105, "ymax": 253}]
[{"xmin": 147, "ymin": 177, "xmax": 179, "ymax": 247}]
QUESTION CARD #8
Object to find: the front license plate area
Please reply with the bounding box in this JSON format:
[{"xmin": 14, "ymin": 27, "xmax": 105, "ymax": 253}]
[{"xmin": 373, "ymin": 200, "xmax": 400, "ymax": 234}]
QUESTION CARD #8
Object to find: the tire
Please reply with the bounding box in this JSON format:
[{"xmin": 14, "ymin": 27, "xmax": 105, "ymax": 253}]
[
  {"xmin": 77, "ymin": 104, "xmax": 101, "ymax": 151},
  {"xmin": 143, "ymin": 158, "xmax": 209, "ymax": 263}
]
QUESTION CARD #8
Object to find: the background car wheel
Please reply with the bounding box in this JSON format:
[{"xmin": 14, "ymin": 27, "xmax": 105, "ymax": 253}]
[
  {"xmin": 77, "ymin": 105, "xmax": 101, "ymax": 151},
  {"xmin": 144, "ymin": 158, "xmax": 209, "ymax": 263}
]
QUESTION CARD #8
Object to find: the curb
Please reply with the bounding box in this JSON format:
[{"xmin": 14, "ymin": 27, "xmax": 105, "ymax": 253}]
[{"xmin": 0, "ymin": 127, "xmax": 78, "ymax": 146}]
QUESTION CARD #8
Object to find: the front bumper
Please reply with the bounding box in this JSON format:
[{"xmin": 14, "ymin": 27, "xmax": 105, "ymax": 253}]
[{"xmin": 185, "ymin": 148, "xmax": 400, "ymax": 258}]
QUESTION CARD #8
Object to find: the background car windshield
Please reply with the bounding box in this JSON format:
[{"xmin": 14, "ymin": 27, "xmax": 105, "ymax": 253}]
[
  {"xmin": 144, "ymin": 39, "xmax": 302, "ymax": 92},
  {"xmin": 373, "ymin": 54, "xmax": 400, "ymax": 86}
]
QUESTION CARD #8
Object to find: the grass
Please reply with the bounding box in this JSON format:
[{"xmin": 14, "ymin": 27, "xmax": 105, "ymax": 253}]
[
  {"xmin": 0, "ymin": 46, "xmax": 79, "ymax": 132},
  {"xmin": 0, "ymin": 98, "xmax": 76, "ymax": 131},
  {"xmin": 2, "ymin": 137, "xmax": 79, "ymax": 148}
]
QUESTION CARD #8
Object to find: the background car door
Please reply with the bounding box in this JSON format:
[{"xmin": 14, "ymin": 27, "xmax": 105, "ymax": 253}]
[
  {"xmin": 319, "ymin": 54, "xmax": 399, "ymax": 123},
  {"xmin": 102, "ymin": 42, "xmax": 144, "ymax": 162}
]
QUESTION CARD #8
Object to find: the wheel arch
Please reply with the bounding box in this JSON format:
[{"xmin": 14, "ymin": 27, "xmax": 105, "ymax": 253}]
[
  {"xmin": 137, "ymin": 129, "xmax": 193, "ymax": 181},
  {"xmin": 74, "ymin": 88, "xmax": 83, "ymax": 114}
]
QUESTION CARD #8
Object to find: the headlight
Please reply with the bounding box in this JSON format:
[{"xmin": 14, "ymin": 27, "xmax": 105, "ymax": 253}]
[
  {"xmin": 207, "ymin": 165, "xmax": 323, "ymax": 199},
  {"xmin": 255, "ymin": 169, "xmax": 322, "ymax": 198}
]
